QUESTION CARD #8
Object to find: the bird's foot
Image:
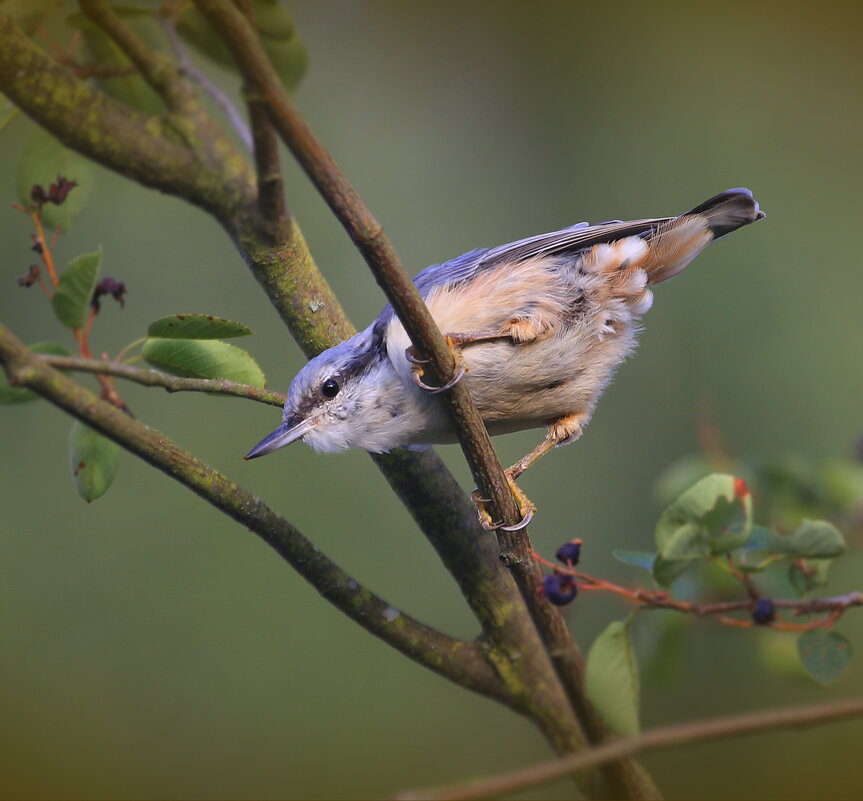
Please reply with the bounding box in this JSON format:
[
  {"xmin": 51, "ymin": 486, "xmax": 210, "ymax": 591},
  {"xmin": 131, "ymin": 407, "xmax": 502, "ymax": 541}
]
[
  {"xmin": 471, "ymin": 471, "xmax": 537, "ymax": 532},
  {"xmin": 406, "ymin": 337, "xmax": 466, "ymax": 393}
]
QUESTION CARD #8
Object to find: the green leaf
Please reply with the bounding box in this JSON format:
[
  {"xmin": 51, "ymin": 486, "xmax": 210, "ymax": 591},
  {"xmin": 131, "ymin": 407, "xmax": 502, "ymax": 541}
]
[
  {"xmin": 16, "ymin": 128, "xmax": 94, "ymax": 230},
  {"xmin": 656, "ymin": 473, "xmax": 752, "ymax": 558},
  {"xmin": 585, "ymin": 621, "xmax": 640, "ymax": 736},
  {"xmin": 653, "ymin": 454, "xmax": 713, "ymax": 506},
  {"xmin": 797, "ymin": 629, "xmax": 852, "ymax": 685},
  {"xmin": 81, "ymin": 27, "xmax": 164, "ymax": 115},
  {"xmin": 69, "ymin": 421, "xmax": 120, "ymax": 502},
  {"xmin": 147, "ymin": 314, "xmax": 253, "ymax": 340},
  {"xmin": 787, "ymin": 520, "xmax": 846, "ymax": 559},
  {"xmin": 0, "ymin": 0, "xmax": 61, "ymax": 35},
  {"xmin": 177, "ymin": 2, "xmax": 307, "ymax": 92},
  {"xmin": 651, "ymin": 555, "xmax": 692, "ymax": 587},
  {"xmin": 0, "ymin": 342, "xmax": 71, "ymax": 404},
  {"xmin": 52, "ymin": 251, "xmax": 102, "ymax": 329},
  {"xmin": 612, "ymin": 550, "xmax": 656, "ymax": 570},
  {"xmin": 142, "ymin": 338, "xmax": 266, "ymax": 387},
  {"xmin": 740, "ymin": 525, "xmax": 790, "ymax": 552},
  {"xmin": 789, "ymin": 559, "xmax": 833, "ymax": 596}
]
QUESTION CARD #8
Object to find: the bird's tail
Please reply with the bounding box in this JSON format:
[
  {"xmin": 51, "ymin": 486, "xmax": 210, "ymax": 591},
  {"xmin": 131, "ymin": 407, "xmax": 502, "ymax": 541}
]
[{"xmin": 641, "ymin": 188, "xmax": 765, "ymax": 284}]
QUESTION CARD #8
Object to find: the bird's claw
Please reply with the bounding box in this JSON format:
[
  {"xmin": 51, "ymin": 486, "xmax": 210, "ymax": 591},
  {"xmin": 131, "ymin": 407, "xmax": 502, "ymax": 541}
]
[
  {"xmin": 404, "ymin": 345, "xmax": 429, "ymax": 365},
  {"xmin": 411, "ymin": 362, "xmax": 466, "ymax": 393},
  {"xmin": 471, "ymin": 475, "xmax": 537, "ymax": 532}
]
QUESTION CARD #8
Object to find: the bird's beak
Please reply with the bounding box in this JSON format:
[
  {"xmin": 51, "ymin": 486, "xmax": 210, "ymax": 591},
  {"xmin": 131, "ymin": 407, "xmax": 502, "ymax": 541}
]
[{"xmin": 244, "ymin": 416, "xmax": 313, "ymax": 460}]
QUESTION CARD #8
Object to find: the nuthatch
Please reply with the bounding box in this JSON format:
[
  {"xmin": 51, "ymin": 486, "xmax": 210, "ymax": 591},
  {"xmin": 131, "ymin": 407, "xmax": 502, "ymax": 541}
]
[{"xmin": 246, "ymin": 188, "xmax": 765, "ymax": 529}]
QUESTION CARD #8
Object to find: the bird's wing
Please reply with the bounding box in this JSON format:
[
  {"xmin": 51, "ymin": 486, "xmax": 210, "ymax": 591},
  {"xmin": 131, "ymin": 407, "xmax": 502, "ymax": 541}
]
[
  {"xmin": 373, "ymin": 217, "xmax": 671, "ymax": 335},
  {"xmin": 415, "ymin": 217, "xmax": 672, "ymax": 294},
  {"xmin": 476, "ymin": 217, "xmax": 670, "ymax": 268}
]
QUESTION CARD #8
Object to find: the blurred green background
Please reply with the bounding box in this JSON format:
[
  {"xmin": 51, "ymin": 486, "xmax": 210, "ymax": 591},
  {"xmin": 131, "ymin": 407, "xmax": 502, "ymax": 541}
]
[{"xmin": 2, "ymin": 1, "xmax": 863, "ymax": 798}]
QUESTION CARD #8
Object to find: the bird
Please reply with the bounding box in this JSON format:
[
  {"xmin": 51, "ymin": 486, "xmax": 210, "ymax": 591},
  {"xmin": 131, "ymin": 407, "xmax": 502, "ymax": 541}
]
[{"xmin": 245, "ymin": 188, "xmax": 765, "ymax": 529}]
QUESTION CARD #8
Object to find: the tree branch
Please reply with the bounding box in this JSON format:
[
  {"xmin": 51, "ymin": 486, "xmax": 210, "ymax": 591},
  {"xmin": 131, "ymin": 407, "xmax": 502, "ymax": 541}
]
[
  {"xmin": 190, "ymin": 4, "xmax": 661, "ymax": 798},
  {"xmin": 42, "ymin": 354, "xmax": 286, "ymax": 406},
  {"xmin": 158, "ymin": 13, "xmax": 254, "ymax": 152},
  {"xmin": 0, "ymin": 324, "xmax": 504, "ymax": 702},
  {"xmin": 1, "ymin": 13, "xmax": 652, "ymax": 794},
  {"xmin": 79, "ymin": 0, "xmax": 195, "ymax": 113},
  {"xmin": 0, "ymin": 13, "xmax": 254, "ymax": 221},
  {"xmin": 394, "ymin": 696, "xmax": 863, "ymax": 801},
  {"xmin": 0, "ymin": 16, "xmax": 533, "ymax": 713}
]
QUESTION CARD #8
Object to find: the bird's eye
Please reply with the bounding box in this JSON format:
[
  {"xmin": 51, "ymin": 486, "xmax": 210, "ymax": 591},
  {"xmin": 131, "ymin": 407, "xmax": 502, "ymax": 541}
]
[{"xmin": 321, "ymin": 378, "xmax": 340, "ymax": 398}]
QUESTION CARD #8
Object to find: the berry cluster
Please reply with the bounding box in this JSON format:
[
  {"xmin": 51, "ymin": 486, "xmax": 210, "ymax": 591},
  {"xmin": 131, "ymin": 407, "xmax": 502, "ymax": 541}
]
[{"xmin": 541, "ymin": 539, "xmax": 583, "ymax": 607}]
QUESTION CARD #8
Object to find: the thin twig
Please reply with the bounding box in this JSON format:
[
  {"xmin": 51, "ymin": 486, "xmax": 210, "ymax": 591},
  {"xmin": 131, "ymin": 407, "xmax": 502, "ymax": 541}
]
[
  {"xmin": 0, "ymin": 322, "xmax": 505, "ymax": 702},
  {"xmin": 158, "ymin": 15, "xmax": 253, "ymax": 152},
  {"xmin": 394, "ymin": 696, "xmax": 863, "ymax": 801},
  {"xmin": 42, "ymin": 354, "xmax": 286, "ymax": 406},
  {"xmin": 534, "ymin": 553, "xmax": 863, "ymax": 632}
]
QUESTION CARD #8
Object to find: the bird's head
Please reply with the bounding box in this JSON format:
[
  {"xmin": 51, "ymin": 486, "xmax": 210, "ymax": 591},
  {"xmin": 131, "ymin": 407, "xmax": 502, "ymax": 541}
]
[{"xmin": 244, "ymin": 326, "xmax": 402, "ymax": 458}]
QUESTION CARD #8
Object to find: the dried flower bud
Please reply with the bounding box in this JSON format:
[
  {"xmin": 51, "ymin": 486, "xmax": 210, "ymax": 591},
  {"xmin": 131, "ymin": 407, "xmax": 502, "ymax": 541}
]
[
  {"xmin": 30, "ymin": 184, "xmax": 49, "ymax": 207},
  {"xmin": 48, "ymin": 176, "xmax": 78, "ymax": 205},
  {"xmin": 91, "ymin": 277, "xmax": 127, "ymax": 312},
  {"xmin": 17, "ymin": 264, "xmax": 41, "ymax": 288}
]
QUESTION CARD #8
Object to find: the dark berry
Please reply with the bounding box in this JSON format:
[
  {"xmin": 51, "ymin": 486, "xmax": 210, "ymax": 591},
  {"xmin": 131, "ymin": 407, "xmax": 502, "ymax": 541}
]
[
  {"xmin": 543, "ymin": 574, "xmax": 578, "ymax": 606},
  {"xmin": 555, "ymin": 539, "xmax": 583, "ymax": 566},
  {"xmin": 751, "ymin": 598, "xmax": 776, "ymax": 625}
]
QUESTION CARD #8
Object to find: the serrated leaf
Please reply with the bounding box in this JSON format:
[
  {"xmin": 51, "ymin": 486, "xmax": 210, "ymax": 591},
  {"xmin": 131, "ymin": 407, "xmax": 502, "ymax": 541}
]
[
  {"xmin": 0, "ymin": 0, "xmax": 61, "ymax": 35},
  {"xmin": 612, "ymin": 550, "xmax": 656, "ymax": 570},
  {"xmin": 142, "ymin": 338, "xmax": 266, "ymax": 387},
  {"xmin": 797, "ymin": 629, "xmax": 852, "ymax": 685},
  {"xmin": 787, "ymin": 520, "xmax": 846, "ymax": 559},
  {"xmin": 147, "ymin": 314, "xmax": 253, "ymax": 340},
  {"xmin": 585, "ymin": 621, "xmax": 640, "ymax": 736},
  {"xmin": 177, "ymin": 2, "xmax": 307, "ymax": 92},
  {"xmin": 69, "ymin": 421, "xmax": 120, "ymax": 502},
  {"xmin": 52, "ymin": 251, "xmax": 102, "ymax": 329},
  {"xmin": 16, "ymin": 129, "xmax": 93, "ymax": 230},
  {"xmin": 0, "ymin": 342, "xmax": 71, "ymax": 404}
]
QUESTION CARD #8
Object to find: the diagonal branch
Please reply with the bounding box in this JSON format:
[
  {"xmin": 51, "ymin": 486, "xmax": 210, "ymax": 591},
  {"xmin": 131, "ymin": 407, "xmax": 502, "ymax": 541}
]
[
  {"xmin": 395, "ymin": 696, "xmax": 863, "ymax": 801},
  {"xmin": 0, "ymin": 324, "xmax": 504, "ymax": 702},
  {"xmin": 158, "ymin": 13, "xmax": 254, "ymax": 152},
  {"xmin": 79, "ymin": 0, "xmax": 195, "ymax": 113},
  {"xmin": 189, "ymin": 4, "xmax": 661, "ymax": 799},
  {"xmin": 0, "ymin": 14, "xmax": 533, "ymax": 711},
  {"xmin": 0, "ymin": 13, "xmax": 648, "ymax": 794}
]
